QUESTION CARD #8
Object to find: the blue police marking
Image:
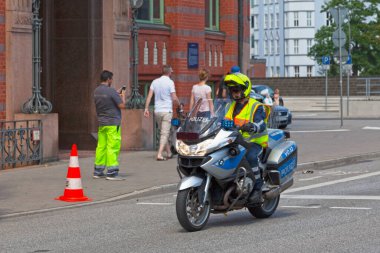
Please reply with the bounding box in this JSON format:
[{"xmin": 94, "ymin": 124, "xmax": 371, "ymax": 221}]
[
  {"xmin": 213, "ymin": 148, "xmax": 246, "ymax": 170},
  {"xmin": 278, "ymin": 156, "xmax": 297, "ymax": 178},
  {"xmin": 269, "ymin": 130, "xmax": 284, "ymax": 141},
  {"xmin": 322, "ymin": 56, "xmax": 330, "ymax": 65},
  {"xmin": 346, "ymin": 55, "xmax": 352, "ymax": 65},
  {"xmin": 280, "ymin": 143, "xmax": 296, "ymax": 160}
]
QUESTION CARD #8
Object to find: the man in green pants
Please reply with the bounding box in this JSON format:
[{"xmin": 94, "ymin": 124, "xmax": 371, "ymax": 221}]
[{"xmin": 93, "ymin": 70, "xmax": 126, "ymax": 180}]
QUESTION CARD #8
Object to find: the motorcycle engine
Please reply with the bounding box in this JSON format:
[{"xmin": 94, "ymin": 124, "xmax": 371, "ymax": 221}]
[{"xmin": 237, "ymin": 177, "xmax": 254, "ymax": 196}]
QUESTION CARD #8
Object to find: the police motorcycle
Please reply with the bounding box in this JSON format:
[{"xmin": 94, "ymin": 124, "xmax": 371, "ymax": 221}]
[{"xmin": 174, "ymin": 98, "xmax": 297, "ymax": 232}]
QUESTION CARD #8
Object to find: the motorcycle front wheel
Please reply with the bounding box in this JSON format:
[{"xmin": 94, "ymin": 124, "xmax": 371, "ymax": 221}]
[
  {"xmin": 248, "ymin": 195, "xmax": 280, "ymax": 218},
  {"xmin": 176, "ymin": 187, "xmax": 211, "ymax": 232}
]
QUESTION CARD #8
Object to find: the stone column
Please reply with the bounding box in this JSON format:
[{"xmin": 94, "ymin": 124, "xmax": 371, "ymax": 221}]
[
  {"xmin": 5, "ymin": 0, "xmax": 33, "ymax": 119},
  {"xmin": 6, "ymin": 0, "xmax": 58, "ymax": 162},
  {"xmin": 102, "ymin": 0, "xmax": 153, "ymax": 150}
]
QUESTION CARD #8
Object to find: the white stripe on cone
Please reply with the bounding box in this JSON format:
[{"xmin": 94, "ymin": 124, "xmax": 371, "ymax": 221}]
[
  {"xmin": 65, "ymin": 178, "xmax": 83, "ymax": 190},
  {"xmin": 69, "ymin": 156, "xmax": 79, "ymax": 168}
]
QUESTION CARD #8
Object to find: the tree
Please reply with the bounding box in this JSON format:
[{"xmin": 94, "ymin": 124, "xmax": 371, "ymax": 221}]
[{"xmin": 308, "ymin": 0, "xmax": 380, "ymax": 76}]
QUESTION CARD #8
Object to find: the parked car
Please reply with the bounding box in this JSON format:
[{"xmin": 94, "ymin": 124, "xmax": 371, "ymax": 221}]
[
  {"xmin": 251, "ymin": 84, "xmax": 284, "ymax": 106},
  {"xmin": 250, "ymin": 85, "xmax": 292, "ymax": 129}
]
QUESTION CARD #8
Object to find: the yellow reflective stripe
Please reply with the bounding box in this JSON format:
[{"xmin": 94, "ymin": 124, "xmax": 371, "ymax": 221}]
[
  {"xmin": 244, "ymin": 130, "xmax": 268, "ymax": 141},
  {"xmin": 249, "ymin": 101, "xmax": 260, "ymax": 122}
]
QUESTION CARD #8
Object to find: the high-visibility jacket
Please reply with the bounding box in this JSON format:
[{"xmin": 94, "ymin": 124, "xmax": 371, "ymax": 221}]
[{"xmin": 225, "ymin": 98, "xmax": 270, "ymax": 148}]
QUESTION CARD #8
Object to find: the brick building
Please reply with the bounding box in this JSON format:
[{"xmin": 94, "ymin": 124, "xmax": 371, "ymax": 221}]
[{"xmin": 0, "ymin": 0, "xmax": 250, "ymax": 155}]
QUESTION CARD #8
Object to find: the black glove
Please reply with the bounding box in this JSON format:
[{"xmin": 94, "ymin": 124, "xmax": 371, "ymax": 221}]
[{"xmin": 240, "ymin": 122, "xmax": 258, "ymax": 133}]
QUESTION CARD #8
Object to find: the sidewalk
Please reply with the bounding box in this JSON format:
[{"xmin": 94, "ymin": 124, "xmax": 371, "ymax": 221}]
[{"xmin": 1, "ymin": 120, "xmax": 380, "ymax": 217}]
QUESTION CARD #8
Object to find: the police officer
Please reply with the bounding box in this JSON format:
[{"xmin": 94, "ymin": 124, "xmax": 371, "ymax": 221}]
[{"xmin": 224, "ymin": 72, "xmax": 270, "ymax": 205}]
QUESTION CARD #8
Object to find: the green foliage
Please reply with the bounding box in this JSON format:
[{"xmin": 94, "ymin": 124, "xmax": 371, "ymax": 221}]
[{"xmin": 308, "ymin": 0, "xmax": 380, "ymax": 76}]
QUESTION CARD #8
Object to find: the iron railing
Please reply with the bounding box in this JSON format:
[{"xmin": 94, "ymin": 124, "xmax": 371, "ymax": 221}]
[
  {"xmin": 356, "ymin": 77, "xmax": 380, "ymax": 99},
  {"xmin": 0, "ymin": 120, "xmax": 42, "ymax": 169}
]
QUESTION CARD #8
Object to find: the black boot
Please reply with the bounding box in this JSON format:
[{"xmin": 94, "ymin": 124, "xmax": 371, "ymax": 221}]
[{"xmin": 248, "ymin": 177, "xmax": 263, "ymax": 205}]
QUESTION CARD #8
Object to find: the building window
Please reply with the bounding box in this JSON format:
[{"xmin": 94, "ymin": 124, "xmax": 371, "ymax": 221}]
[
  {"xmin": 285, "ymin": 40, "xmax": 289, "ymax": 54},
  {"xmin": 137, "ymin": 0, "xmax": 164, "ymax": 24},
  {"xmin": 277, "ymin": 67, "xmax": 280, "ymax": 77},
  {"xmin": 326, "ymin": 12, "xmax": 332, "ymax": 26},
  {"xmin": 294, "ymin": 12, "xmax": 299, "ymax": 27},
  {"xmin": 307, "ymin": 39, "xmax": 312, "ymax": 53},
  {"xmin": 254, "ymin": 41, "xmax": 258, "ymax": 55},
  {"xmin": 307, "ymin": 12, "xmax": 312, "ymax": 26},
  {"xmin": 251, "ymin": 35, "xmax": 255, "ymax": 48},
  {"xmin": 265, "ymin": 39, "xmax": 269, "ymax": 55},
  {"xmin": 276, "ymin": 13, "xmax": 279, "ymax": 28},
  {"xmin": 205, "ymin": 0, "xmax": 220, "ymax": 30},
  {"xmin": 294, "ymin": 66, "xmax": 300, "ymax": 77},
  {"xmin": 294, "ymin": 39, "xmax": 299, "ymax": 54},
  {"xmin": 251, "ymin": 0, "xmax": 255, "ymax": 6},
  {"xmin": 276, "ymin": 38, "xmax": 279, "ymax": 54},
  {"xmin": 251, "ymin": 16, "xmax": 255, "ymax": 28},
  {"xmin": 271, "ymin": 14, "xmax": 274, "ymax": 28},
  {"xmin": 307, "ymin": 66, "xmax": 313, "ymax": 77},
  {"xmin": 271, "ymin": 40, "xmax": 275, "ymax": 55},
  {"xmin": 285, "ymin": 13, "xmax": 288, "ymax": 27},
  {"xmin": 265, "ymin": 14, "xmax": 269, "ymax": 29}
]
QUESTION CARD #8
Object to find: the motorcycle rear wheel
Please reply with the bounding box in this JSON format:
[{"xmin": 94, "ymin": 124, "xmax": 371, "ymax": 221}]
[
  {"xmin": 176, "ymin": 188, "xmax": 211, "ymax": 232},
  {"xmin": 248, "ymin": 195, "xmax": 280, "ymax": 218}
]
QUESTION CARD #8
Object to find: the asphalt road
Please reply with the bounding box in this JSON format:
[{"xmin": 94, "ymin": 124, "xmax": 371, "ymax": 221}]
[{"xmin": 1, "ymin": 157, "xmax": 380, "ymax": 253}]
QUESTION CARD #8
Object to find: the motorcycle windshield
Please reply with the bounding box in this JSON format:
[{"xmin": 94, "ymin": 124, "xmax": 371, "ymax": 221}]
[{"xmin": 178, "ymin": 98, "xmax": 232, "ymax": 140}]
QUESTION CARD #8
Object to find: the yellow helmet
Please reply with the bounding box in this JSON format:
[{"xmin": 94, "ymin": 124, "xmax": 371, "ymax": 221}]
[{"xmin": 224, "ymin": 73, "xmax": 252, "ymax": 99}]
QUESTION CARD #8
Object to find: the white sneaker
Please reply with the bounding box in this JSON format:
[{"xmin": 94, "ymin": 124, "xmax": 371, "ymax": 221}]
[
  {"xmin": 93, "ymin": 174, "xmax": 106, "ymax": 179},
  {"xmin": 106, "ymin": 175, "xmax": 126, "ymax": 181}
]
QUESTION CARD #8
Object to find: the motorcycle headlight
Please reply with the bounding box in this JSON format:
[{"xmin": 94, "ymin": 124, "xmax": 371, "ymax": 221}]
[{"xmin": 176, "ymin": 138, "xmax": 215, "ymax": 156}]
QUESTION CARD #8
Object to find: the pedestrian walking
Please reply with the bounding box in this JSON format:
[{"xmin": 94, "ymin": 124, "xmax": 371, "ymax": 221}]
[
  {"xmin": 93, "ymin": 70, "xmax": 126, "ymax": 180},
  {"xmin": 216, "ymin": 71, "xmax": 230, "ymax": 99},
  {"xmin": 144, "ymin": 65, "xmax": 180, "ymax": 161},
  {"xmin": 273, "ymin": 88, "xmax": 283, "ymax": 106},
  {"xmin": 189, "ymin": 68, "xmax": 214, "ymax": 118}
]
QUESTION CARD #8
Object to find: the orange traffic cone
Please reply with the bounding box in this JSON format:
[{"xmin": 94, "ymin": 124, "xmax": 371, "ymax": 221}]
[{"xmin": 55, "ymin": 144, "xmax": 91, "ymax": 202}]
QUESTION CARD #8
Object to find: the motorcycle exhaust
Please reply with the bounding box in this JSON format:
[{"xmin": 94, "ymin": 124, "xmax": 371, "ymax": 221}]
[{"xmin": 264, "ymin": 178, "xmax": 294, "ymax": 200}]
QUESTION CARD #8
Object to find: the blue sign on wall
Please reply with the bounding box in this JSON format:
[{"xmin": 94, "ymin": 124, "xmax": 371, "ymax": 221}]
[
  {"xmin": 322, "ymin": 56, "xmax": 330, "ymax": 65},
  {"xmin": 188, "ymin": 43, "xmax": 199, "ymax": 69}
]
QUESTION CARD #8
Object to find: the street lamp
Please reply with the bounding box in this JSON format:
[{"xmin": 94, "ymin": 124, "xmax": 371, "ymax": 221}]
[
  {"xmin": 22, "ymin": 0, "xmax": 52, "ymax": 114},
  {"xmin": 126, "ymin": 0, "xmax": 145, "ymax": 109}
]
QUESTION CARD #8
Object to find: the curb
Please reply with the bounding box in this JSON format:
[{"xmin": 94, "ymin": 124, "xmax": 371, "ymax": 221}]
[
  {"xmin": 1, "ymin": 152, "xmax": 380, "ymax": 219},
  {"xmin": 297, "ymin": 151, "xmax": 380, "ymax": 171}
]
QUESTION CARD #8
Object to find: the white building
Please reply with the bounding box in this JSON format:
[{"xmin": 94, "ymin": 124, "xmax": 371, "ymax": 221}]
[{"xmin": 250, "ymin": 0, "xmax": 329, "ymax": 77}]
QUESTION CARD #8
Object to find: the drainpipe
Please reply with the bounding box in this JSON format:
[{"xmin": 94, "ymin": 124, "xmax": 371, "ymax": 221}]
[{"xmin": 238, "ymin": 0, "xmax": 243, "ymax": 69}]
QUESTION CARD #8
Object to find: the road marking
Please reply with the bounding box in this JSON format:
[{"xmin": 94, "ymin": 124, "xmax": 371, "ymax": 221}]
[
  {"xmin": 294, "ymin": 113, "xmax": 318, "ymax": 117},
  {"xmin": 290, "ymin": 129, "xmax": 350, "ymax": 133},
  {"xmin": 298, "ymin": 176, "xmax": 323, "ymax": 181},
  {"xmin": 329, "ymin": 207, "xmax": 372, "ymax": 210},
  {"xmin": 136, "ymin": 202, "xmax": 173, "ymax": 205},
  {"xmin": 282, "ymin": 195, "xmax": 380, "ymax": 200},
  {"xmin": 280, "ymin": 205, "xmax": 321, "ymax": 209},
  {"xmin": 363, "ymin": 126, "xmax": 380, "ymax": 130},
  {"xmin": 284, "ymin": 171, "xmax": 380, "ymax": 193}
]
